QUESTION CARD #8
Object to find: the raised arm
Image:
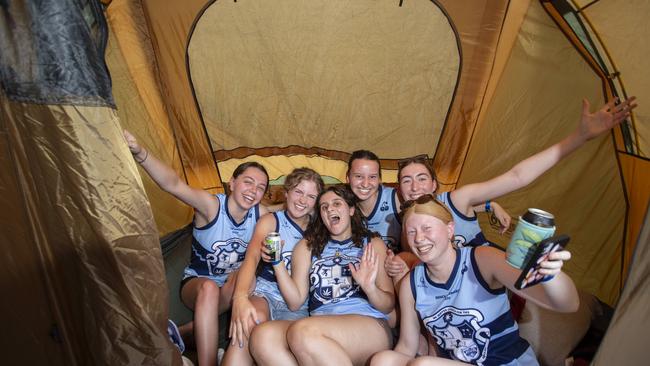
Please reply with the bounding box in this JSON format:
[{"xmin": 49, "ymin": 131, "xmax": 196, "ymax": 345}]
[
  {"xmin": 272, "ymin": 239, "xmax": 311, "ymax": 311},
  {"xmin": 123, "ymin": 130, "xmax": 218, "ymax": 225},
  {"xmin": 475, "ymin": 246, "xmax": 579, "ymax": 312},
  {"xmin": 349, "ymin": 238, "xmax": 395, "ymax": 314},
  {"xmin": 229, "ymin": 214, "xmax": 276, "ymax": 346},
  {"xmin": 451, "ymin": 97, "xmax": 637, "ymax": 212}
]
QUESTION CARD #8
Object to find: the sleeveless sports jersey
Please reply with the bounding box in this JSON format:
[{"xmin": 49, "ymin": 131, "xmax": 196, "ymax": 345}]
[
  {"xmin": 308, "ymin": 237, "xmax": 387, "ymax": 320},
  {"xmin": 258, "ymin": 211, "xmax": 305, "ymax": 283},
  {"xmin": 437, "ymin": 191, "xmax": 488, "ymax": 248},
  {"xmin": 255, "ymin": 210, "xmax": 309, "ymax": 315},
  {"xmin": 183, "ymin": 194, "xmax": 260, "ymax": 285},
  {"xmin": 366, "ymin": 185, "xmax": 401, "ymax": 252},
  {"xmin": 410, "ymin": 247, "xmax": 531, "ymax": 365}
]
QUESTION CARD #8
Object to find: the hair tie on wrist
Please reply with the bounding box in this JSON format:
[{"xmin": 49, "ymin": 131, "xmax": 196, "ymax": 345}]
[
  {"xmin": 136, "ymin": 149, "xmax": 149, "ymax": 164},
  {"xmin": 485, "ymin": 200, "xmax": 492, "ymax": 212}
]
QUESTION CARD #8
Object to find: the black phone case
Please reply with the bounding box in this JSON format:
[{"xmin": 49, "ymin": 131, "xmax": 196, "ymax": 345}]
[{"xmin": 514, "ymin": 234, "xmax": 570, "ymax": 290}]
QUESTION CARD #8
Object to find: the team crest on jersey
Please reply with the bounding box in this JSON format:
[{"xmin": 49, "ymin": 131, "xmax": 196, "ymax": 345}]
[
  {"xmin": 424, "ymin": 306, "xmax": 490, "ymax": 364},
  {"xmin": 453, "ymin": 234, "xmax": 468, "ymax": 248},
  {"xmin": 310, "ymin": 254, "xmax": 358, "ymax": 304},
  {"xmin": 205, "ymin": 238, "xmax": 247, "ymax": 275},
  {"xmin": 380, "ymin": 201, "xmax": 389, "ymax": 212}
]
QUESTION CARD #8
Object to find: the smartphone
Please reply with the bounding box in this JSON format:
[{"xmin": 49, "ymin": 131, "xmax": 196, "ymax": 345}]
[{"xmin": 514, "ymin": 234, "xmax": 570, "ymax": 290}]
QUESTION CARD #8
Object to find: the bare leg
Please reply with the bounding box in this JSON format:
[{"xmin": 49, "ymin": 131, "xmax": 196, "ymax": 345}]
[
  {"xmin": 181, "ymin": 274, "xmax": 237, "ymax": 366},
  {"xmin": 287, "ymin": 315, "xmax": 393, "ymax": 366},
  {"xmin": 221, "ymin": 295, "xmax": 269, "ymax": 366},
  {"xmin": 370, "ymin": 350, "xmax": 411, "ymax": 366},
  {"xmin": 181, "ymin": 278, "xmax": 221, "ymax": 366},
  {"xmin": 407, "ymin": 357, "xmax": 469, "ymax": 366},
  {"xmin": 250, "ymin": 320, "xmax": 297, "ymax": 366}
]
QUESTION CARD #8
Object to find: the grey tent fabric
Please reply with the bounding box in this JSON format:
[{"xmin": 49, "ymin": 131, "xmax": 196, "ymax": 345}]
[{"xmin": 0, "ymin": 0, "xmax": 114, "ymax": 106}]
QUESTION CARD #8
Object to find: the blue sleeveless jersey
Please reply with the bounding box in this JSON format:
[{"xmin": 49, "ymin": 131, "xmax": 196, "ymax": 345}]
[
  {"xmin": 255, "ymin": 210, "xmax": 309, "ymax": 311},
  {"xmin": 410, "ymin": 247, "xmax": 531, "ymax": 365},
  {"xmin": 437, "ymin": 191, "xmax": 488, "ymax": 248},
  {"xmin": 308, "ymin": 237, "xmax": 388, "ymax": 320},
  {"xmin": 183, "ymin": 194, "xmax": 260, "ymax": 285},
  {"xmin": 258, "ymin": 211, "xmax": 305, "ymax": 283},
  {"xmin": 366, "ymin": 185, "xmax": 401, "ymax": 252}
]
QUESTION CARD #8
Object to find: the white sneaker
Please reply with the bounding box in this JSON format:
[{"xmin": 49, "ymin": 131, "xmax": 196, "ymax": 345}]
[
  {"xmin": 217, "ymin": 348, "xmax": 225, "ymax": 365},
  {"xmin": 181, "ymin": 355, "xmax": 194, "ymax": 366}
]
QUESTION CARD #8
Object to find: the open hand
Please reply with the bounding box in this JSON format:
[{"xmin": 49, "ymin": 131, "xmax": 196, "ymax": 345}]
[
  {"xmin": 229, "ymin": 296, "xmax": 259, "ymax": 348},
  {"xmin": 349, "ymin": 244, "xmax": 379, "ymax": 291},
  {"xmin": 580, "ymin": 97, "xmax": 637, "ymax": 141}
]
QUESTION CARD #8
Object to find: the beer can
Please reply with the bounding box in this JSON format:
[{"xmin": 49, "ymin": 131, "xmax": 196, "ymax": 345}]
[
  {"xmin": 265, "ymin": 232, "xmax": 283, "ymax": 263},
  {"xmin": 506, "ymin": 208, "xmax": 556, "ymax": 269}
]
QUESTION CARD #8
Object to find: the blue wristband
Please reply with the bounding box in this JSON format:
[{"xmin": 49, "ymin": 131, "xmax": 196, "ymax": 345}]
[
  {"xmin": 485, "ymin": 201, "xmax": 492, "ymax": 212},
  {"xmin": 271, "ymin": 260, "xmax": 282, "ymax": 266},
  {"xmin": 541, "ymin": 275, "xmax": 554, "ymax": 282}
]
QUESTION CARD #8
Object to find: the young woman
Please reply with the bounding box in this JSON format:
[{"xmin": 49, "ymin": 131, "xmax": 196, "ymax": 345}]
[
  {"xmin": 223, "ymin": 168, "xmax": 324, "ymax": 365},
  {"xmin": 123, "ymin": 131, "xmax": 269, "ymax": 366},
  {"xmin": 371, "ymin": 196, "xmax": 579, "ymax": 365},
  {"xmin": 251, "ymin": 185, "xmax": 395, "ymax": 365},
  {"xmin": 385, "ymin": 97, "xmax": 637, "ymax": 282},
  {"xmin": 346, "ymin": 151, "xmax": 510, "ymax": 256}
]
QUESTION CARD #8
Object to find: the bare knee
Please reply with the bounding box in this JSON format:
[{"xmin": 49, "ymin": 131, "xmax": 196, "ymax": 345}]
[
  {"xmin": 287, "ymin": 320, "xmax": 320, "ymax": 355},
  {"xmin": 195, "ymin": 280, "xmax": 220, "ymax": 308},
  {"xmin": 370, "ymin": 350, "xmax": 409, "ymax": 366},
  {"xmin": 407, "ymin": 357, "xmax": 434, "ymax": 366},
  {"xmin": 250, "ymin": 322, "xmax": 278, "ymax": 359}
]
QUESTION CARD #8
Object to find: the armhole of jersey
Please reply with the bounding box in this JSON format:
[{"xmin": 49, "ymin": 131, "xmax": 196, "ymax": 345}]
[
  {"xmin": 391, "ymin": 188, "xmax": 402, "ymax": 224},
  {"xmin": 410, "ymin": 267, "xmax": 418, "ymax": 301},
  {"xmin": 445, "ymin": 191, "xmax": 477, "ymax": 222},
  {"xmin": 254, "ymin": 203, "xmax": 260, "ymax": 221},
  {"xmin": 195, "ymin": 195, "xmax": 221, "ymax": 230},
  {"xmin": 272, "ymin": 211, "xmax": 280, "ymax": 232},
  {"xmin": 470, "ymin": 247, "xmax": 505, "ymax": 295}
]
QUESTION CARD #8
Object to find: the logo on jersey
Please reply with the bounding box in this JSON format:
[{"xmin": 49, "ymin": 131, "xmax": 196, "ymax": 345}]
[
  {"xmin": 205, "ymin": 238, "xmax": 247, "ymax": 275},
  {"xmin": 453, "ymin": 234, "xmax": 468, "ymax": 248},
  {"xmin": 380, "ymin": 201, "xmax": 389, "ymax": 212},
  {"xmin": 282, "ymin": 251, "xmax": 293, "ymax": 273},
  {"xmin": 310, "ymin": 254, "xmax": 358, "ymax": 305},
  {"xmin": 424, "ymin": 306, "xmax": 490, "ymax": 364}
]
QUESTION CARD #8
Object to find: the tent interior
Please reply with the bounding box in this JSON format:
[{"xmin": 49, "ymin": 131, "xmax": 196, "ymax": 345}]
[{"xmin": 1, "ymin": 0, "xmax": 648, "ymax": 365}]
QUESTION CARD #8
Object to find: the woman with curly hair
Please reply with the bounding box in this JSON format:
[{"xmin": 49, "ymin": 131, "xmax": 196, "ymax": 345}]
[{"xmin": 251, "ymin": 184, "xmax": 395, "ymax": 365}]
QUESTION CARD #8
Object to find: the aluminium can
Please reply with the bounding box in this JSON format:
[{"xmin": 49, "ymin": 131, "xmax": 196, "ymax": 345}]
[{"xmin": 265, "ymin": 232, "xmax": 282, "ymax": 263}]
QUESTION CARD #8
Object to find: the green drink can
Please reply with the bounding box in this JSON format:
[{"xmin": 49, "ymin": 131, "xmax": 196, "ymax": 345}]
[
  {"xmin": 506, "ymin": 208, "xmax": 556, "ymax": 269},
  {"xmin": 265, "ymin": 232, "xmax": 283, "ymax": 264}
]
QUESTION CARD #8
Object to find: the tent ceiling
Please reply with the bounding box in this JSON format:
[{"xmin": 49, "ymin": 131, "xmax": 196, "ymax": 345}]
[{"xmin": 188, "ymin": 0, "xmax": 459, "ymax": 159}]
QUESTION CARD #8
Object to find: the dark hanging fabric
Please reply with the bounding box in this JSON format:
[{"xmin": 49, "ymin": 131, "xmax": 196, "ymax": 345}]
[{"xmin": 0, "ymin": 0, "xmax": 114, "ymax": 106}]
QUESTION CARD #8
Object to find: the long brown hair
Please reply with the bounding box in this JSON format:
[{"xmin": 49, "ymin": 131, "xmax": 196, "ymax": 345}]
[{"xmin": 304, "ymin": 184, "xmax": 377, "ymax": 258}]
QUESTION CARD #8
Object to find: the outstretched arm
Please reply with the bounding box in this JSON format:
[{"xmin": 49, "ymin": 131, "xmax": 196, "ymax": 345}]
[
  {"xmin": 451, "ymin": 97, "xmax": 637, "ymax": 213},
  {"xmin": 123, "ymin": 130, "xmax": 218, "ymax": 225},
  {"xmin": 476, "ymin": 246, "xmax": 579, "ymax": 312}
]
